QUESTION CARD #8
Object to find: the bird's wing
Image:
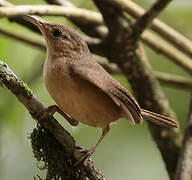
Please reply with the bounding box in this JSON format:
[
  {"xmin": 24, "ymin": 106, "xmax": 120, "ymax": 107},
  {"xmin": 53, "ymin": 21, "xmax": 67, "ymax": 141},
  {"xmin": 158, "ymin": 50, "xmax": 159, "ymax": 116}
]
[{"xmin": 70, "ymin": 64, "xmax": 142, "ymax": 125}]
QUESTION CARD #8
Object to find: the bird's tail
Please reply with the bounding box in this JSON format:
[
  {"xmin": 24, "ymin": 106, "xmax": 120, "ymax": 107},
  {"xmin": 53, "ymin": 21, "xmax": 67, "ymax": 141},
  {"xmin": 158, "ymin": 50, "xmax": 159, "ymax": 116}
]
[{"xmin": 141, "ymin": 109, "xmax": 179, "ymax": 128}]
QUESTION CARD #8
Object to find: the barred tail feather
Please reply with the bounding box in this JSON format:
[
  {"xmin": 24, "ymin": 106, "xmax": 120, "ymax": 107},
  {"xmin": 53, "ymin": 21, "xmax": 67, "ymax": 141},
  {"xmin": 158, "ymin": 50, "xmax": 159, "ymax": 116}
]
[
  {"xmin": 112, "ymin": 87, "xmax": 142, "ymax": 125},
  {"xmin": 141, "ymin": 109, "xmax": 179, "ymax": 128}
]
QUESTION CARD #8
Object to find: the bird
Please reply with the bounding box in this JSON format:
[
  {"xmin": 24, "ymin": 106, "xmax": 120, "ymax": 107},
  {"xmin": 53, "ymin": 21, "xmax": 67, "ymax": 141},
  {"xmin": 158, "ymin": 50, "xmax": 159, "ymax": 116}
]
[{"xmin": 24, "ymin": 14, "xmax": 179, "ymax": 163}]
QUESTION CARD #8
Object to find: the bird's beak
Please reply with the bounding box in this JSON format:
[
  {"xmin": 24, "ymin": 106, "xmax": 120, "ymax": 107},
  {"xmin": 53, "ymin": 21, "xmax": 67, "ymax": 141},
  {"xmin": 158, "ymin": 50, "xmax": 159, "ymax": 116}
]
[{"xmin": 24, "ymin": 14, "xmax": 45, "ymax": 31}]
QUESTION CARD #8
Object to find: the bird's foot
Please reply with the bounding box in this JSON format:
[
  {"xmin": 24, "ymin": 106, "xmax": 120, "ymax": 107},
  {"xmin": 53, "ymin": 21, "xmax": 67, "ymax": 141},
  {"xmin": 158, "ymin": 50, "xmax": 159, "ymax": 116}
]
[
  {"xmin": 77, "ymin": 148, "xmax": 89, "ymax": 153},
  {"xmin": 36, "ymin": 106, "xmax": 56, "ymax": 128},
  {"xmin": 75, "ymin": 145, "xmax": 88, "ymax": 152},
  {"xmin": 74, "ymin": 147, "xmax": 96, "ymax": 166},
  {"xmin": 40, "ymin": 106, "xmax": 55, "ymax": 120}
]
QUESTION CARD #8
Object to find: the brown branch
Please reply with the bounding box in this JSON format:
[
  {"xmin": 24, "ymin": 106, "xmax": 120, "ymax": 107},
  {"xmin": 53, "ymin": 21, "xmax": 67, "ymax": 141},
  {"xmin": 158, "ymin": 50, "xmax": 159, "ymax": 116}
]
[
  {"xmin": 104, "ymin": 0, "xmax": 192, "ymax": 58},
  {"xmin": 0, "ymin": 1, "xmax": 107, "ymax": 54},
  {"xmin": 101, "ymin": 62, "xmax": 192, "ymax": 91},
  {"xmin": 175, "ymin": 94, "xmax": 192, "ymax": 180},
  {"xmin": 95, "ymin": 0, "xmax": 192, "ymax": 75},
  {"xmin": 45, "ymin": 0, "xmax": 75, "ymax": 7},
  {"xmin": 0, "ymin": 2, "xmax": 105, "ymax": 38},
  {"xmin": 142, "ymin": 31, "xmax": 192, "ymax": 75},
  {"xmin": 0, "ymin": 5, "xmax": 103, "ymax": 25},
  {"xmin": 0, "ymin": 26, "xmax": 46, "ymax": 50},
  {"xmin": 0, "ymin": 60, "xmax": 106, "ymax": 180},
  {"xmin": 131, "ymin": 0, "xmax": 171, "ymax": 41},
  {"xmin": 0, "ymin": 0, "xmax": 12, "ymax": 6},
  {"xmin": 155, "ymin": 72, "xmax": 192, "ymax": 91},
  {"xmin": 0, "ymin": 0, "xmax": 42, "ymax": 34},
  {"xmin": 93, "ymin": 0, "xmax": 181, "ymax": 179}
]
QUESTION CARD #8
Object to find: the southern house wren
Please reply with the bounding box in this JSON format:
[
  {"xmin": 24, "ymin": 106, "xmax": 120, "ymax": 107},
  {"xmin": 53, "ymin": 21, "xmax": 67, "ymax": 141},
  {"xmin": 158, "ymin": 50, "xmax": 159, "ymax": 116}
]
[{"xmin": 25, "ymin": 15, "xmax": 179, "ymax": 162}]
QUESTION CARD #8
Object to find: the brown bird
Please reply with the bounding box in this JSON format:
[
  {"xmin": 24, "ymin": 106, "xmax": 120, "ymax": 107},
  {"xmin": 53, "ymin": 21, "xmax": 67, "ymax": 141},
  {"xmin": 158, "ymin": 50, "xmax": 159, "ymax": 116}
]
[{"xmin": 24, "ymin": 15, "xmax": 179, "ymax": 162}]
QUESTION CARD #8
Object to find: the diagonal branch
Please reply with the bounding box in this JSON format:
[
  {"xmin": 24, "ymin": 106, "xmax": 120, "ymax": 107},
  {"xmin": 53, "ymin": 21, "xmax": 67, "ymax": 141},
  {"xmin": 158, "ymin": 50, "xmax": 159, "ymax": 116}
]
[
  {"xmin": 102, "ymin": 62, "xmax": 192, "ymax": 91},
  {"xmin": 45, "ymin": 0, "xmax": 75, "ymax": 7},
  {"xmin": 142, "ymin": 31, "xmax": 192, "ymax": 75},
  {"xmin": 0, "ymin": 2, "xmax": 105, "ymax": 37},
  {"xmin": 0, "ymin": 26, "xmax": 46, "ymax": 50},
  {"xmin": 0, "ymin": 0, "xmax": 41, "ymax": 34},
  {"xmin": 175, "ymin": 94, "xmax": 192, "ymax": 180},
  {"xmin": 131, "ymin": 0, "xmax": 171, "ymax": 41},
  {"xmin": 104, "ymin": 0, "xmax": 192, "ymax": 58},
  {"xmin": 0, "ymin": 5, "xmax": 103, "ymax": 25},
  {"xmin": 0, "ymin": 61, "xmax": 106, "ymax": 180},
  {"xmin": 155, "ymin": 72, "xmax": 192, "ymax": 91}
]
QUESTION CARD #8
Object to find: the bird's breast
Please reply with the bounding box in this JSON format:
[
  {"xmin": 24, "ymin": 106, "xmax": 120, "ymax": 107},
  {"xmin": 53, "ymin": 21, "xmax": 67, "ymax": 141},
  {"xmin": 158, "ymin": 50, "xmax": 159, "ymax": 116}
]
[{"xmin": 43, "ymin": 59, "xmax": 121, "ymax": 128}]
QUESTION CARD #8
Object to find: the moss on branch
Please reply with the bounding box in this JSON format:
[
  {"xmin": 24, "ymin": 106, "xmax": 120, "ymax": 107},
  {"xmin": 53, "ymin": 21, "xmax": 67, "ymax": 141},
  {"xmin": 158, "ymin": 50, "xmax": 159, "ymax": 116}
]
[{"xmin": 0, "ymin": 60, "xmax": 106, "ymax": 180}]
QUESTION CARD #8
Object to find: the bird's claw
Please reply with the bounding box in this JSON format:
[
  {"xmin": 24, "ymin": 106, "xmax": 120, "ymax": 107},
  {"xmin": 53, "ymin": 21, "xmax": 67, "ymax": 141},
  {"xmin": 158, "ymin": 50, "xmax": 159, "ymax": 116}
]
[{"xmin": 74, "ymin": 148, "xmax": 95, "ymax": 167}]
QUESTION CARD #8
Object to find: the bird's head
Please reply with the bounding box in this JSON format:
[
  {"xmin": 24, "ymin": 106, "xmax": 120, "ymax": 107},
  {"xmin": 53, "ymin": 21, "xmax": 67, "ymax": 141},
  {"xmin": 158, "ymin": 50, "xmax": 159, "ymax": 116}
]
[{"xmin": 24, "ymin": 15, "xmax": 90, "ymax": 60}]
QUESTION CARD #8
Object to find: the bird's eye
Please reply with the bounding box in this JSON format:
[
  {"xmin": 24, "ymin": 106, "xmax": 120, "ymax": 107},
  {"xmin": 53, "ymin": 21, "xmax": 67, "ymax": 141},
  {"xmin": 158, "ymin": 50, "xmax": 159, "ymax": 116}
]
[{"xmin": 53, "ymin": 29, "xmax": 62, "ymax": 37}]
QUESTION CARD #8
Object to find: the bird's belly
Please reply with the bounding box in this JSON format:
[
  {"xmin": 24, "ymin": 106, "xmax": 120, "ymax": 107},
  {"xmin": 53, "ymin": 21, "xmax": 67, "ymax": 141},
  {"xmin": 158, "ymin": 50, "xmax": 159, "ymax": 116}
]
[{"xmin": 44, "ymin": 72, "xmax": 121, "ymax": 128}]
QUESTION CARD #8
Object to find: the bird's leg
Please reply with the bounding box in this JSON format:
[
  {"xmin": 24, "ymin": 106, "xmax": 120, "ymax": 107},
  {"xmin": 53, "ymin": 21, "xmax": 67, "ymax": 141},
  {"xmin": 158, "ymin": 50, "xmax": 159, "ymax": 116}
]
[
  {"xmin": 40, "ymin": 105, "xmax": 79, "ymax": 126},
  {"xmin": 75, "ymin": 126, "xmax": 110, "ymax": 166}
]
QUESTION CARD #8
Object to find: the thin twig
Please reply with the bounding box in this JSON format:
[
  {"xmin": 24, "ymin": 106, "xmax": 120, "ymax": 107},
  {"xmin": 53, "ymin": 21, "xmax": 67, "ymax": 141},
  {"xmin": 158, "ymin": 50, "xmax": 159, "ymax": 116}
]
[
  {"xmin": 175, "ymin": 94, "xmax": 192, "ymax": 180},
  {"xmin": 0, "ymin": 26, "xmax": 46, "ymax": 50},
  {"xmin": 0, "ymin": 61, "xmax": 106, "ymax": 180},
  {"xmin": 45, "ymin": 0, "xmax": 75, "ymax": 7},
  {"xmin": 0, "ymin": 2, "xmax": 104, "ymax": 37},
  {"xmin": 101, "ymin": 62, "xmax": 192, "ymax": 91},
  {"xmin": 104, "ymin": 0, "xmax": 192, "ymax": 58},
  {"xmin": 0, "ymin": 0, "xmax": 12, "ymax": 7},
  {"xmin": 142, "ymin": 31, "xmax": 192, "ymax": 75},
  {"xmin": 0, "ymin": 5, "xmax": 103, "ymax": 25},
  {"xmin": 0, "ymin": 0, "xmax": 42, "ymax": 34},
  {"xmin": 131, "ymin": 0, "xmax": 171, "ymax": 41},
  {"xmin": 0, "ymin": 0, "xmax": 106, "ymax": 38},
  {"xmin": 155, "ymin": 72, "xmax": 192, "ymax": 91}
]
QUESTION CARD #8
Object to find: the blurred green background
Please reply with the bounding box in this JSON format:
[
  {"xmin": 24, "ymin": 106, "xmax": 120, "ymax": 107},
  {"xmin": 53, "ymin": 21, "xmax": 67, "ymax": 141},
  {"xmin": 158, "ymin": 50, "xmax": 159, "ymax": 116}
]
[{"xmin": 0, "ymin": 0, "xmax": 191, "ymax": 179}]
